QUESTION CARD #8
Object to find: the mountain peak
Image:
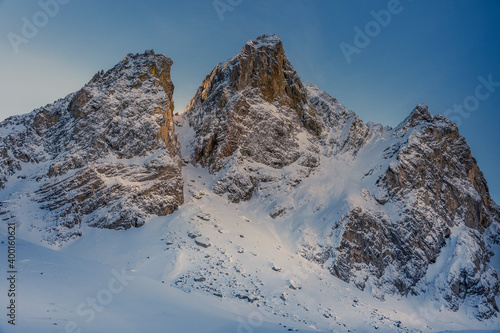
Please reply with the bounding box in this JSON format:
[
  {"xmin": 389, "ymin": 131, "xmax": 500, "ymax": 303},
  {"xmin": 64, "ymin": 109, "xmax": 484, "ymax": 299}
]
[
  {"xmin": 183, "ymin": 34, "xmax": 322, "ymax": 201},
  {"xmin": 244, "ymin": 34, "xmax": 283, "ymax": 50},
  {"xmin": 1, "ymin": 36, "xmax": 499, "ymax": 328},
  {"xmin": 410, "ymin": 103, "xmax": 432, "ymax": 121},
  {"xmin": 0, "ymin": 50, "xmax": 183, "ymax": 242},
  {"xmin": 235, "ymin": 34, "xmax": 293, "ymax": 101},
  {"xmin": 91, "ymin": 50, "xmax": 173, "ymax": 97},
  {"xmin": 396, "ymin": 104, "xmax": 433, "ymax": 133}
]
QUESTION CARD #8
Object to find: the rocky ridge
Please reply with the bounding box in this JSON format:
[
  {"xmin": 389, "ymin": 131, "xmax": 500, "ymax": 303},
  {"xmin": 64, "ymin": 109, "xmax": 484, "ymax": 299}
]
[
  {"xmin": 181, "ymin": 35, "xmax": 500, "ymax": 318},
  {"xmin": 0, "ymin": 35, "xmax": 498, "ymax": 322},
  {"xmin": 183, "ymin": 34, "xmax": 324, "ymax": 203},
  {"xmin": 312, "ymin": 104, "xmax": 500, "ymax": 318},
  {"xmin": 0, "ymin": 50, "xmax": 183, "ymax": 244}
]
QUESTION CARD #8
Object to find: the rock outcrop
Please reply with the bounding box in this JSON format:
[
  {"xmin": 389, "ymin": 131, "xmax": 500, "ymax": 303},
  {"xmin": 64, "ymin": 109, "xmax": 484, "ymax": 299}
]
[
  {"xmin": 182, "ymin": 35, "xmax": 499, "ymax": 318},
  {"xmin": 1, "ymin": 34, "xmax": 498, "ymax": 320},
  {"xmin": 0, "ymin": 50, "xmax": 183, "ymax": 244},
  {"xmin": 183, "ymin": 34, "xmax": 323, "ymax": 202},
  {"xmin": 299, "ymin": 103, "xmax": 500, "ymax": 319}
]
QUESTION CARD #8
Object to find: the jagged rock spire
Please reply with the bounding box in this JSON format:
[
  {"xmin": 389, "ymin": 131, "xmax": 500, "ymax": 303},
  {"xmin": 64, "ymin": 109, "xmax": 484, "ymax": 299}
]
[{"xmin": 183, "ymin": 34, "xmax": 323, "ymax": 202}]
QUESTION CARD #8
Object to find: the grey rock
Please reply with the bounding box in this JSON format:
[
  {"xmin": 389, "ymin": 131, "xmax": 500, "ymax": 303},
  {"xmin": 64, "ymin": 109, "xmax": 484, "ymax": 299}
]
[{"xmin": 0, "ymin": 50, "xmax": 183, "ymax": 244}]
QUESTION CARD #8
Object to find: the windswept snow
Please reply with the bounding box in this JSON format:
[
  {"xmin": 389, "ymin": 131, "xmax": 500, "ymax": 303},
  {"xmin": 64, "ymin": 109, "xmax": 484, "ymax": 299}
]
[{"xmin": 1, "ymin": 153, "xmax": 498, "ymax": 332}]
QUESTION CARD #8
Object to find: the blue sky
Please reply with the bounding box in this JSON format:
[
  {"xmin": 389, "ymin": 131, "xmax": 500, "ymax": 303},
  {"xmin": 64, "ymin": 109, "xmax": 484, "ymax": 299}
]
[{"xmin": 0, "ymin": 0, "xmax": 499, "ymax": 202}]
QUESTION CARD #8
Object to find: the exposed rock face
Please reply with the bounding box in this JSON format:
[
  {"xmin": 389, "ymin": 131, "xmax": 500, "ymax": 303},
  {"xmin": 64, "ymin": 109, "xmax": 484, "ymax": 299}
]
[
  {"xmin": 183, "ymin": 34, "xmax": 323, "ymax": 202},
  {"xmin": 299, "ymin": 103, "xmax": 500, "ymax": 319},
  {"xmin": 182, "ymin": 35, "xmax": 376, "ymax": 204},
  {"xmin": 306, "ymin": 82, "xmax": 373, "ymax": 157},
  {"xmin": 1, "ymin": 34, "xmax": 498, "ymax": 321},
  {"xmin": 184, "ymin": 36, "xmax": 499, "ymax": 317},
  {"xmin": 182, "ymin": 35, "xmax": 499, "ymax": 318},
  {"xmin": 0, "ymin": 50, "xmax": 183, "ymax": 244}
]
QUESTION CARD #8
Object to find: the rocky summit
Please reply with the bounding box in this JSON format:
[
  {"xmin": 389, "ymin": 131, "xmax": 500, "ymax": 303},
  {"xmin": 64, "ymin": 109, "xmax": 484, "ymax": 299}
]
[
  {"xmin": 0, "ymin": 34, "xmax": 499, "ymax": 330},
  {"xmin": 181, "ymin": 34, "xmax": 500, "ymax": 319},
  {"xmin": 0, "ymin": 50, "xmax": 183, "ymax": 244},
  {"xmin": 183, "ymin": 34, "xmax": 323, "ymax": 202}
]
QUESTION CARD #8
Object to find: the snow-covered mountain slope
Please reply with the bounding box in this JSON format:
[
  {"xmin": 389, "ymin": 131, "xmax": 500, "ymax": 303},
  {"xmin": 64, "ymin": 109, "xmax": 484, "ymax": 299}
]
[
  {"xmin": 0, "ymin": 34, "xmax": 499, "ymax": 332},
  {"xmin": 0, "ymin": 162, "xmax": 499, "ymax": 332},
  {"xmin": 183, "ymin": 34, "xmax": 323, "ymax": 203},
  {"xmin": 294, "ymin": 104, "xmax": 500, "ymax": 319},
  {"xmin": 0, "ymin": 50, "xmax": 183, "ymax": 246},
  {"xmin": 181, "ymin": 35, "xmax": 500, "ymax": 319}
]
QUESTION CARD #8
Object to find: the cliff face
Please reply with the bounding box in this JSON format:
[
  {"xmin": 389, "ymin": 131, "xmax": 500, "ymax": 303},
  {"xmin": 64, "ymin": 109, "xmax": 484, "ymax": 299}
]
[
  {"xmin": 183, "ymin": 34, "xmax": 323, "ymax": 202},
  {"xmin": 182, "ymin": 35, "xmax": 500, "ymax": 318},
  {"xmin": 0, "ymin": 50, "xmax": 183, "ymax": 244},
  {"xmin": 289, "ymin": 100, "xmax": 500, "ymax": 318},
  {"xmin": 0, "ymin": 35, "xmax": 498, "ymax": 321},
  {"xmin": 326, "ymin": 105, "xmax": 500, "ymax": 318}
]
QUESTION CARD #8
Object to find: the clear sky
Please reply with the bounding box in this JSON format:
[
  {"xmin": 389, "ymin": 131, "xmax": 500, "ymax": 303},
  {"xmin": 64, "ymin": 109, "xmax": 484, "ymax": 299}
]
[{"xmin": 0, "ymin": 0, "xmax": 499, "ymax": 202}]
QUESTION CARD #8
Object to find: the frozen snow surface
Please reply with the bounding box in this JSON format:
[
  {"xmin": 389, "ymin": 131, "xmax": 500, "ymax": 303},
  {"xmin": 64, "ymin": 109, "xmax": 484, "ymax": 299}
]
[{"xmin": 0, "ymin": 160, "xmax": 498, "ymax": 332}]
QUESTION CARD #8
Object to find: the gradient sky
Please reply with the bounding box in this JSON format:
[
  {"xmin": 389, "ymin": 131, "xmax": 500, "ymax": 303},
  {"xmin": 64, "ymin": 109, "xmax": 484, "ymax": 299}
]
[{"xmin": 0, "ymin": 0, "xmax": 499, "ymax": 202}]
